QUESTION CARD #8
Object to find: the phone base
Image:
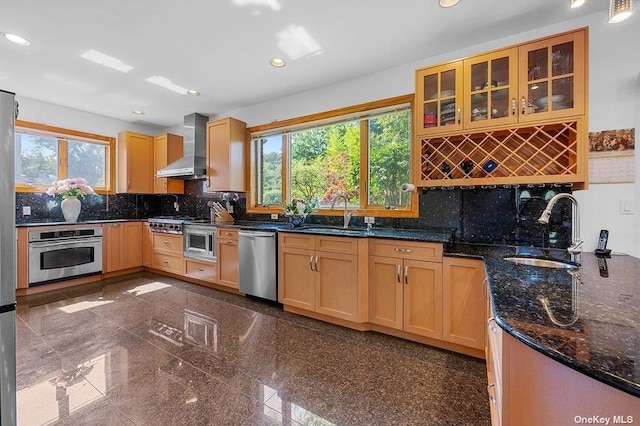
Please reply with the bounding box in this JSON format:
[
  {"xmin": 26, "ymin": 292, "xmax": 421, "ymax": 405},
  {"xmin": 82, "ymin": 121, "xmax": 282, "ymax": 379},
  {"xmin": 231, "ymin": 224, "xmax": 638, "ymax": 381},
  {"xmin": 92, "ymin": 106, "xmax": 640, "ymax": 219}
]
[{"xmin": 594, "ymin": 249, "xmax": 611, "ymax": 257}]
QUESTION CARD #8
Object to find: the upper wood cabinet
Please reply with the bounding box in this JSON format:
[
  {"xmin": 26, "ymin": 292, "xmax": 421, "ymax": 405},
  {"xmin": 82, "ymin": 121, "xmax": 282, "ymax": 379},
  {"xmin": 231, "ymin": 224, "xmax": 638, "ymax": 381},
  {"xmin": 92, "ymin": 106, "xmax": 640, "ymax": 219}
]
[
  {"xmin": 415, "ymin": 28, "xmax": 588, "ymax": 189},
  {"xmin": 204, "ymin": 117, "xmax": 246, "ymax": 192},
  {"xmin": 518, "ymin": 30, "xmax": 586, "ymax": 123},
  {"xmin": 153, "ymin": 133, "xmax": 184, "ymax": 194},
  {"xmin": 415, "ymin": 29, "xmax": 586, "ymax": 136},
  {"xmin": 116, "ymin": 131, "xmax": 154, "ymax": 194}
]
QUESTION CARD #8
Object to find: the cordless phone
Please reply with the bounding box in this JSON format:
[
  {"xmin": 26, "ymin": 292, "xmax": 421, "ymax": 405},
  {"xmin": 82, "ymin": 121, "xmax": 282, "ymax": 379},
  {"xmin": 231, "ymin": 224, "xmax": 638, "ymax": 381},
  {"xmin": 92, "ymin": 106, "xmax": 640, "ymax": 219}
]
[{"xmin": 594, "ymin": 229, "xmax": 611, "ymax": 257}]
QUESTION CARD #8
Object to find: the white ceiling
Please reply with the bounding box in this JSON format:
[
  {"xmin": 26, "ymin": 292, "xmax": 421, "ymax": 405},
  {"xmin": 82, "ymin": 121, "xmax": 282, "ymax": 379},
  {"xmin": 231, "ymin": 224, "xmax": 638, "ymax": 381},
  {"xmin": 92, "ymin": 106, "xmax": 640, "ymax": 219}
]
[{"xmin": 0, "ymin": 0, "xmax": 604, "ymax": 127}]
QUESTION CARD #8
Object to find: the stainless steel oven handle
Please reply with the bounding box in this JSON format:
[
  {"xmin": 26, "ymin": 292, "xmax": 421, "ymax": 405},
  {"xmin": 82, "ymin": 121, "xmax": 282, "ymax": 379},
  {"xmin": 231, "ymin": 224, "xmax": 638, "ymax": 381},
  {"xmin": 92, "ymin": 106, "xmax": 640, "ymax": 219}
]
[{"xmin": 29, "ymin": 237, "xmax": 102, "ymax": 249}]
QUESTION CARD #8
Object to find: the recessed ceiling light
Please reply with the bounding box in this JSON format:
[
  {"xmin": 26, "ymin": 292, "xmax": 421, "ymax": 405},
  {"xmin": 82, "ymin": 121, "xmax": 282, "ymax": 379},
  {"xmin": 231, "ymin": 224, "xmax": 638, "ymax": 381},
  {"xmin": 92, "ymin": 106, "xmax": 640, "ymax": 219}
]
[
  {"xmin": 270, "ymin": 58, "xmax": 286, "ymax": 67},
  {"xmin": 439, "ymin": 0, "xmax": 460, "ymax": 7},
  {"xmin": 187, "ymin": 90, "xmax": 200, "ymax": 96},
  {"xmin": 1, "ymin": 32, "xmax": 30, "ymax": 46},
  {"xmin": 132, "ymin": 110, "xmax": 144, "ymax": 115}
]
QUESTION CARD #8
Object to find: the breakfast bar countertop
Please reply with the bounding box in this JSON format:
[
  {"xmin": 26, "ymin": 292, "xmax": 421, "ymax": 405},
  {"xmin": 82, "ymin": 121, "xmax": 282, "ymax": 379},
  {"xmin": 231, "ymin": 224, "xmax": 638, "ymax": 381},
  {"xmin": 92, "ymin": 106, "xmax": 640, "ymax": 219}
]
[{"xmin": 444, "ymin": 242, "xmax": 640, "ymax": 398}]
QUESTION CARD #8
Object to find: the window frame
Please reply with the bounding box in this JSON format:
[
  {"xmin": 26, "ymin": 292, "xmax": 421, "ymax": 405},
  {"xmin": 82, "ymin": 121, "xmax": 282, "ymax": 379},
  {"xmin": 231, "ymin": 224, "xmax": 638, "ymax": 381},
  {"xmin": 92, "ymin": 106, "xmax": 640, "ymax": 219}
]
[
  {"xmin": 248, "ymin": 94, "xmax": 418, "ymax": 218},
  {"xmin": 14, "ymin": 120, "xmax": 116, "ymax": 195}
]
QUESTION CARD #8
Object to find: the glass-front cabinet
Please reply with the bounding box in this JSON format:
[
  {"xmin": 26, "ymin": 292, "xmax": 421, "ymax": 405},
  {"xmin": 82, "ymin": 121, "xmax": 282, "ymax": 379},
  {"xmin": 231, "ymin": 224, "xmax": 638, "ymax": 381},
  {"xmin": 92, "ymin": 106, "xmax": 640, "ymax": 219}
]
[
  {"xmin": 518, "ymin": 30, "xmax": 586, "ymax": 123},
  {"xmin": 415, "ymin": 62, "xmax": 463, "ymax": 135},
  {"xmin": 463, "ymin": 48, "xmax": 518, "ymax": 130}
]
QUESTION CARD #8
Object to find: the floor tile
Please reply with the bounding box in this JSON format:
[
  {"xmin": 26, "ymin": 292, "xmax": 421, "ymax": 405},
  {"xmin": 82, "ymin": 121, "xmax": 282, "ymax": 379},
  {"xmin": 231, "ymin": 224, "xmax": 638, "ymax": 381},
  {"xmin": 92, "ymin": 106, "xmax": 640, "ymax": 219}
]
[{"xmin": 15, "ymin": 273, "xmax": 491, "ymax": 426}]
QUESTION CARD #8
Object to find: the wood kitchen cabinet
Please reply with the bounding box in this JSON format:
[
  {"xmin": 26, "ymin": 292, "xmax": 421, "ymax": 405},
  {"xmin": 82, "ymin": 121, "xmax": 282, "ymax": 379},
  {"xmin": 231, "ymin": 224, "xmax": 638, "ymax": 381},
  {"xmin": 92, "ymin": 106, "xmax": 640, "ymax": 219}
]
[
  {"xmin": 153, "ymin": 133, "xmax": 184, "ymax": 194},
  {"xmin": 216, "ymin": 228, "xmax": 239, "ymax": 289},
  {"xmin": 116, "ymin": 131, "xmax": 154, "ymax": 194},
  {"xmin": 442, "ymin": 257, "xmax": 486, "ymax": 350},
  {"xmin": 204, "ymin": 117, "xmax": 246, "ymax": 192},
  {"xmin": 279, "ymin": 233, "xmax": 364, "ymax": 322},
  {"xmin": 150, "ymin": 232, "xmax": 184, "ymax": 274},
  {"xmin": 485, "ymin": 291, "xmax": 639, "ymax": 425},
  {"xmin": 103, "ymin": 222, "xmax": 143, "ymax": 272},
  {"xmin": 415, "ymin": 28, "xmax": 588, "ymax": 190},
  {"xmin": 369, "ymin": 239, "xmax": 443, "ymax": 339},
  {"xmin": 142, "ymin": 222, "xmax": 153, "ymax": 267}
]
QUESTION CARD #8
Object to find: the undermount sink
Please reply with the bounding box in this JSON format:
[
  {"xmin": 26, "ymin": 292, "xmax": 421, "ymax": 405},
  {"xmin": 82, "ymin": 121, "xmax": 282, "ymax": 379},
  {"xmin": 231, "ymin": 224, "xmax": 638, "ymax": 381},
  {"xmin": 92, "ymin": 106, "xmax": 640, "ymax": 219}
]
[
  {"xmin": 503, "ymin": 255, "xmax": 581, "ymax": 269},
  {"xmin": 302, "ymin": 226, "xmax": 367, "ymax": 236}
]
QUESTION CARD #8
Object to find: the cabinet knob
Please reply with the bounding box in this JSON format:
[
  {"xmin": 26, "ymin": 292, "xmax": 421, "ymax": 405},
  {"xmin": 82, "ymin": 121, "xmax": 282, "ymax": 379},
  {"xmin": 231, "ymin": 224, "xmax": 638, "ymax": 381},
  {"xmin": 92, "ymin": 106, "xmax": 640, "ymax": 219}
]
[
  {"xmin": 488, "ymin": 317, "xmax": 498, "ymax": 333},
  {"xmin": 163, "ymin": 260, "xmax": 170, "ymax": 265},
  {"xmin": 196, "ymin": 268, "xmax": 205, "ymax": 272},
  {"xmin": 127, "ymin": 181, "xmax": 131, "ymax": 189},
  {"xmin": 521, "ymin": 96, "xmax": 527, "ymax": 115},
  {"xmin": 511, "ymin": 97, "xmax": 517, "ymax": 116},
  {"xmin": 404, "ymin": 265, "xmax": 409, "ymax": 284},
  {"xmin": 396, "ymin": 265, "xmax": 401, "ymax": 283},
  {"xmin": 456, "ymin": 107, "xmax": 461, "ymax": 125},
  {"xmin": 163, "ymin": 241, "xmax": 170, "ymax": 245}
]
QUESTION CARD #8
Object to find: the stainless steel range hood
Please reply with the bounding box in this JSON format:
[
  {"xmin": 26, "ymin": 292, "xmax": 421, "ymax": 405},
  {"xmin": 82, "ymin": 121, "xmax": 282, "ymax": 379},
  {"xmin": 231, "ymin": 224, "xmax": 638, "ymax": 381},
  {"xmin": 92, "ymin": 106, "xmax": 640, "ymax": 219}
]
[{"xmin": 156, "ymin": 113, "xmax": 208, "ymax": 179}]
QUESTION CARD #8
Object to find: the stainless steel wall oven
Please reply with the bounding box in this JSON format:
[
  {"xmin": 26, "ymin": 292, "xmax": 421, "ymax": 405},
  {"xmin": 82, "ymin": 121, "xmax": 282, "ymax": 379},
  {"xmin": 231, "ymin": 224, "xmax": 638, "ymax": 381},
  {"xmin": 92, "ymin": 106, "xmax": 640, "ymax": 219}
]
[{"xmin": 28, "ymin": 226, "xmax": 103, "ymax": 286}]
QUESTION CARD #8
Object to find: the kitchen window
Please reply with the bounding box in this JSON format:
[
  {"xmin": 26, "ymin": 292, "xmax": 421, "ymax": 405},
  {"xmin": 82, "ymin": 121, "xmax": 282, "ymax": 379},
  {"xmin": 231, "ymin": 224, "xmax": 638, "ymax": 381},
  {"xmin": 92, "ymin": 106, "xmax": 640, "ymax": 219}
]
[
  {"xmin": 14, "ymin": 120, "xmax": 115, "ymax": 194},
  {"xmin": 249, "ymin": 95, "xmax": 417, "ymax": 217}
]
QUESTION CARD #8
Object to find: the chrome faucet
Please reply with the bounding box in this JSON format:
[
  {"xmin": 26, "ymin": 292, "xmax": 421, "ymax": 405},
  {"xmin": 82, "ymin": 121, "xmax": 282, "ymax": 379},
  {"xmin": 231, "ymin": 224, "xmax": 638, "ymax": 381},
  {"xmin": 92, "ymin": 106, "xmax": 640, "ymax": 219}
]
[
  {"xmin": 330, "ymin": 193, "xmax": 355, "ymax": 229},
  {"xmin": 538, "ymin": 193, "xmax": 583, "ymax": 255}
]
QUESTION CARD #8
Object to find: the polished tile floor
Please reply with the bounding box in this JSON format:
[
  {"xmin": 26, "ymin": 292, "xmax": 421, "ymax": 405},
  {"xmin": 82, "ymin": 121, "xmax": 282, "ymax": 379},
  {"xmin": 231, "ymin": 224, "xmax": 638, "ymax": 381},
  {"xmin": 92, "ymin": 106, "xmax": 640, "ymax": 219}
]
[{"xmin": 16, "ymin": 272, "xmax": 490, "ymax": 425}]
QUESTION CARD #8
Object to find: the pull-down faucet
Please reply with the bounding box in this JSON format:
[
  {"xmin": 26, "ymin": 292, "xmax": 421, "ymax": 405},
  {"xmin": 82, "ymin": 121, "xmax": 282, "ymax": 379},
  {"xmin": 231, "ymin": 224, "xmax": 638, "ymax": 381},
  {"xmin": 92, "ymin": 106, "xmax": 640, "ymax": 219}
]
[
  {"xmin": 330, "ymin": 193, "xmax": 355, "ymax": 229},
  {"xmin": 538, "ymin": 193, "xmax": 582, "ymax": 255}
]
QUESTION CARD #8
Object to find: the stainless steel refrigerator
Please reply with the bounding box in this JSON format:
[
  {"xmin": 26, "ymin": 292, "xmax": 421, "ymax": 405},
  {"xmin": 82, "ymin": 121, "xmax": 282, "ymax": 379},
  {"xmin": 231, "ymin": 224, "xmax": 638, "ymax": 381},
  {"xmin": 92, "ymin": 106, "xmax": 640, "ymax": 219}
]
[{"xmin": 0, "ymin": 89, "xmax": 17, "ymax": 425}]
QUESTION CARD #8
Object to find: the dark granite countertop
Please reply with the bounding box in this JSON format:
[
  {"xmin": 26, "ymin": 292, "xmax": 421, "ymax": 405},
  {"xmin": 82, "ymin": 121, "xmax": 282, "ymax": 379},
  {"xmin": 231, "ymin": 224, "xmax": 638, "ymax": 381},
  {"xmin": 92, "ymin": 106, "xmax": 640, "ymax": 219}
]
[
  {"xmin": 278, "ymin": 225, "xmax": 455, "ymax": 242},
  {"xmin": 16, "ymin": 219, "xmax": 140, "ymax": 227},
  {"xmin": 445, "ymin": 242, "xmax": 639, "ymax": 398}
]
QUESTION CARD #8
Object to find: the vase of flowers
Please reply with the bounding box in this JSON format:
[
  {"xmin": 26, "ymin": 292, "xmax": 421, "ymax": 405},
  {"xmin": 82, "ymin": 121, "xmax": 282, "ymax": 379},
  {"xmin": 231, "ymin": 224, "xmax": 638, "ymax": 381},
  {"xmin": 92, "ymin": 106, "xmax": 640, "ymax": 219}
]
[
  {"xmin": 45, "ymin": 178, "xmax": 94, "ymax": 223},
  {"xmin": 283, "ymin": 199, "xmax": 316, "ymax": 227}
]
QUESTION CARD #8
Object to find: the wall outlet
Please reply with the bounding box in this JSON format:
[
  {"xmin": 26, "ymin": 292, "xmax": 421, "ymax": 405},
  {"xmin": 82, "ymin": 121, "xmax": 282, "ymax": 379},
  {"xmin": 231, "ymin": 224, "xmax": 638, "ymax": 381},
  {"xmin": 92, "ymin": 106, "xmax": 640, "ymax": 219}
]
[
  {"xmin": 271, "ymin": 213, "xmax": 279, "ymax": 220},
  {"xmin": 22, "ymin": 206, "xmax": 31, "ymax": 216},
  {"xmin": 364, "ymin": 216, "xmax": 375, "ymax": 224}
]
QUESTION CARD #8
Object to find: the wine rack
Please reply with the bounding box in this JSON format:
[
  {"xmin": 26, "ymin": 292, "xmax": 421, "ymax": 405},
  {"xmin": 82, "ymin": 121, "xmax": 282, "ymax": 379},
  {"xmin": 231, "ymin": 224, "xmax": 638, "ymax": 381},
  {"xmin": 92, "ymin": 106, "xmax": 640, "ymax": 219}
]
[{"xmin": 418, "ymin": 119, "xmax": 586, "ymax": 188}]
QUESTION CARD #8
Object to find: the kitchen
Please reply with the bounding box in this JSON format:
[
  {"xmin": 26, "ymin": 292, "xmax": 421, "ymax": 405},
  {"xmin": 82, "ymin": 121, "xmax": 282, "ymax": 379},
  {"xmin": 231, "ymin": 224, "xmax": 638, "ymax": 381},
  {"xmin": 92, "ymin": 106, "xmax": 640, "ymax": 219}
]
[{"xmin": 2, "ymin": 0, "xmax": 640, "ymax": 425}]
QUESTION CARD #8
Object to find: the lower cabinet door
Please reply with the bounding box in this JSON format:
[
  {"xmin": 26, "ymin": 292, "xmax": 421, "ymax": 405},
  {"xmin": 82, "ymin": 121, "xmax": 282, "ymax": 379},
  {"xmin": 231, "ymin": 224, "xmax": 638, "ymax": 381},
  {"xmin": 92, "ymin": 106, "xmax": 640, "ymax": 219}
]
[
  {"xmin": 278, "ymin": 247, "xmax": 315, "ymax": 310},
  {"xmin": 442, "ymin": 257, "xmax": 486, "ymax": 350},
  {"xmin": 314, "ymin": 252, "xmax": 358, "ymax": 321},
  {"xmin": 217, "ymin": 240, "xmax": 239, "ymax": 289},
  {"xmin": 369, "ymin": 255, "xmax": 403, "ymax": 329},
  {"xmin": 402, "ymin": 260, "xmax": 443, "ymax": 339}
]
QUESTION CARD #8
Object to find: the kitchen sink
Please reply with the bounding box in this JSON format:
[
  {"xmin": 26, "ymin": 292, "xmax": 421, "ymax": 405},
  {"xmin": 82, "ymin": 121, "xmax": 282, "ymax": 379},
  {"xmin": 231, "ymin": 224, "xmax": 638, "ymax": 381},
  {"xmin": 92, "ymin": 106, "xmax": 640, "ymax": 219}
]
[
  {"xmin": 302, "ymin": 226, "xmax": 368, "ymax": 236},
  {"xmin": 503, "ymin": 255, "xmax": 581, "ymax": 269}
]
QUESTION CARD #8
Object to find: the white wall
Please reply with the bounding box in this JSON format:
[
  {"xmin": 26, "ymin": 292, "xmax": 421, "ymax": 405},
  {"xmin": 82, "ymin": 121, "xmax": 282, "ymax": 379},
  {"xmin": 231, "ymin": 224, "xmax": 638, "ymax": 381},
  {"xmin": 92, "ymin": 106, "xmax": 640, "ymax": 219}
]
[
  {"xmin": 15, "ymin": 96, "xmax": 163, "ymax": 137},
  {"xmin": 218, "ymin": 11, "xmax": 640, "ymax": 257}
]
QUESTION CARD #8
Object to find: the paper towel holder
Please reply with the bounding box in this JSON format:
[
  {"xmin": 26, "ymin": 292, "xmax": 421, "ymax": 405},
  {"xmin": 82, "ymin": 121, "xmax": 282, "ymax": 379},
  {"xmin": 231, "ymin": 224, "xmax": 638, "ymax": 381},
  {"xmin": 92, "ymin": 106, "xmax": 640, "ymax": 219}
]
[{"xmin": 401, "ymin": 183, "xmax": 417, "ymax": 193}]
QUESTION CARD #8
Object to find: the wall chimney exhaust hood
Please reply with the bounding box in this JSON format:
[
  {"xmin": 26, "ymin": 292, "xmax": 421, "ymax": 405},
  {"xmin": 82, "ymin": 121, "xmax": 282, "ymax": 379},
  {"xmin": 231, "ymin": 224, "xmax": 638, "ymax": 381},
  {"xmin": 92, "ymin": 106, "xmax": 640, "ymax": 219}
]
[{"xmin": 156, "ymin": 113, "xmax": 208, "ymax": 179}]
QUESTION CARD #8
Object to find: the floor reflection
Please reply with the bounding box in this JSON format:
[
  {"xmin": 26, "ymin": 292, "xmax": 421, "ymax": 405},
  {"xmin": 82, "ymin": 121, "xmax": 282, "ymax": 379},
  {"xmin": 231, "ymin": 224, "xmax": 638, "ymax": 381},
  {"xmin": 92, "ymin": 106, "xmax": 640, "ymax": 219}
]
[{"xmin": 16, "ymin": 272, "xmax": 490, "ymax": 425}]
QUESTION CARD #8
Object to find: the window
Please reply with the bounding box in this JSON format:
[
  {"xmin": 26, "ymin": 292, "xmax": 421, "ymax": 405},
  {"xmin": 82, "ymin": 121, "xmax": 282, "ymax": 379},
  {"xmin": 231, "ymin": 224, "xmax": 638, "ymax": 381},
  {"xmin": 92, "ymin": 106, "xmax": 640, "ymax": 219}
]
[
  {"xmin": 249, "ymin": 95, "xmax": 417, "ymax": 217},
  {"xmin": 15, "ymin": 121, "xmax": 115, "ymax": 193}
]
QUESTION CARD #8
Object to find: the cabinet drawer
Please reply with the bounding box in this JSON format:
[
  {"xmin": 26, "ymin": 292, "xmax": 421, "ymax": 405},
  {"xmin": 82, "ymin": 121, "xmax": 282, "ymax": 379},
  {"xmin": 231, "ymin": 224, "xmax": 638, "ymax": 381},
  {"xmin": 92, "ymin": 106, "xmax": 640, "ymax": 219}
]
[
  {"xmin": 185, "ymin": 259, "xmax": 217, "ymax": 283},
  {"xmin": 152, "ymin": 252, "xmax": 184, "ymax": 274},
  {"xmin": 152, "ymin": 233, "xmax": 183, "ymax": 255},
  {"xmin": 279, "ymin": 233, "xmax": 315, "ymax": 249},
  {"xmin": 217, "ymin": 228, "xmax": 238, "ymax": 241},
  {"xmin": 315, "ymin": 235, "xmax": 359, "ymax": 254},
  {"xmin": 369, "ymin": 239, "xmax": 442, "ymax": 262}
]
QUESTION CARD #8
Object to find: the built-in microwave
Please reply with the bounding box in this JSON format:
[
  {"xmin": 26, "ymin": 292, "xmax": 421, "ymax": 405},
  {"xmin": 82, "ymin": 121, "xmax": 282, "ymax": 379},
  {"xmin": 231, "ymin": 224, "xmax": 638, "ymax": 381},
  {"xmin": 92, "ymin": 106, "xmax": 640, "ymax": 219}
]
[{"xmin": 183, "ymin": 224, "xmax": 216, "ymax": 261}]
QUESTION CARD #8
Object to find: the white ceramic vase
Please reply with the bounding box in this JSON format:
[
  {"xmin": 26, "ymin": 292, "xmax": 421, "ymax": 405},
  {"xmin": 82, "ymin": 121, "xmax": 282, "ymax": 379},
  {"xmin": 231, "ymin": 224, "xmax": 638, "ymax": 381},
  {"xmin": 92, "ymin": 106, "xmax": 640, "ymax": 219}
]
[{"xmin": 61, "ymin": 196, "xmax": 81, "ymax": 222}]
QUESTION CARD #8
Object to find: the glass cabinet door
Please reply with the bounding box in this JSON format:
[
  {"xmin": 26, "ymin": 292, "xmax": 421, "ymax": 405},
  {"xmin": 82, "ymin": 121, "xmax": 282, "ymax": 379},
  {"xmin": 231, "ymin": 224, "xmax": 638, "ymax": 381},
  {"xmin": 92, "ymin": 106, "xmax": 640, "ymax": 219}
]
[
  {"xmin": 463, "ymin": 48, "xmax": 518, "ymax": 129},
  {"xmin": 415, "ymin": 61, "xmax": 463, "ymax": 135},
  {"xmin": 518, "ymin": 30, "xmax": 586, "ymax": 122}
]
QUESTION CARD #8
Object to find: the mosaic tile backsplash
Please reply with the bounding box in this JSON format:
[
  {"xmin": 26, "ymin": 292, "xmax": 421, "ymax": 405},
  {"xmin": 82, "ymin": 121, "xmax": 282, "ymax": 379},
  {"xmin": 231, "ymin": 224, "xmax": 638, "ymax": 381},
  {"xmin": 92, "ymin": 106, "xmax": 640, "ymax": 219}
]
[{"xmin": 16, "ymin": 181, "xmax": 572, "ymax": 248}]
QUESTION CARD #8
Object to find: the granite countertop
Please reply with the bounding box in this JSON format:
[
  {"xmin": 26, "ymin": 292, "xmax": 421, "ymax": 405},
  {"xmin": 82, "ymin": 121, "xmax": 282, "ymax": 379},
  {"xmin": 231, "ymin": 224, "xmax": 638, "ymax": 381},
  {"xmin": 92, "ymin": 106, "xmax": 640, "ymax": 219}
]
[
  {"xmin": 16, "ymin": 218, "xmax": 140, "ymax": 227},
  {"xmin": 277, "ymin": 225, "xmax": 455, "ymax": 242},
  {"xmin": 445, "ymin": 242, "xmax": 639, "ymax": 398}
]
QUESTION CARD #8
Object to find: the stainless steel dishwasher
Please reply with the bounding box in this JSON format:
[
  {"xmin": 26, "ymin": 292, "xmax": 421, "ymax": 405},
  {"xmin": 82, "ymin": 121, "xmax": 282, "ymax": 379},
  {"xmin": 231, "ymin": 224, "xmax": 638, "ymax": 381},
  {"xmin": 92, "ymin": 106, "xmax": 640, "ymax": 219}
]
[{"xmin": 238, "ymin": 230, "xmax": 277, "ymax": 301}]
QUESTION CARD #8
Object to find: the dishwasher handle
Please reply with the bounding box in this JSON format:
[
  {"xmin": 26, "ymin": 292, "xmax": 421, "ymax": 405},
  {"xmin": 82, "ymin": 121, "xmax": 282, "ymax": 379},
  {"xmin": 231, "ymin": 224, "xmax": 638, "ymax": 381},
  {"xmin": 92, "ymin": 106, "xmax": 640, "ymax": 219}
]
[{"xmin": 238, "ymin": 230, "xmax": 276, "ymax": 238}]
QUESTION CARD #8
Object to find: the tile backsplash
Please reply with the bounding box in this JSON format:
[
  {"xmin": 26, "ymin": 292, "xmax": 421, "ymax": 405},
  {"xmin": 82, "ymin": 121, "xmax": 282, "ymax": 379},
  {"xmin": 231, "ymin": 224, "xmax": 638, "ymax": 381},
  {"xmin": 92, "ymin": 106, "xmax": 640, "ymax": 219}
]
[{"xmin": 16, "ymin": 181, "xmax": 572, "ymax": 248}]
